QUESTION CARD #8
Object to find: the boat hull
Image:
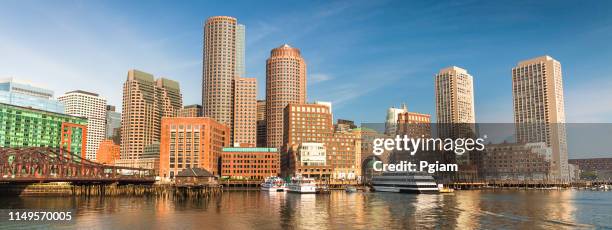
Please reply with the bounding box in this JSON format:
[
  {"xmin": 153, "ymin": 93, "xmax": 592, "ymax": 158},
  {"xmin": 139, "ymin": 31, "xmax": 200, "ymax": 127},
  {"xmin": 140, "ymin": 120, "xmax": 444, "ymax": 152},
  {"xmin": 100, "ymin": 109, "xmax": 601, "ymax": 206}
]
[
  {"xmin": 287, "ymin": 186, "xmax": 317, "ymax": 194},
  {"xmin": 372, "ymin": 186, "xmax": 439, "ymax": 194},
  {"xmin": 261, "ymin": 186, "xmax": 285, "ymax": 192}
]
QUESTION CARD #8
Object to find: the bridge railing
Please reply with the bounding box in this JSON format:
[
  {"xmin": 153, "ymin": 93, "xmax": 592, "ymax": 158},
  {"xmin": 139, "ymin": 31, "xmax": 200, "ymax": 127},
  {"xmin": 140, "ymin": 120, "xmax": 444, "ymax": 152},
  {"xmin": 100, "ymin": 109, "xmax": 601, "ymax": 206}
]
[{"xmin": 0, "ymin": 147, "xmax": 155, "ymax": 182}]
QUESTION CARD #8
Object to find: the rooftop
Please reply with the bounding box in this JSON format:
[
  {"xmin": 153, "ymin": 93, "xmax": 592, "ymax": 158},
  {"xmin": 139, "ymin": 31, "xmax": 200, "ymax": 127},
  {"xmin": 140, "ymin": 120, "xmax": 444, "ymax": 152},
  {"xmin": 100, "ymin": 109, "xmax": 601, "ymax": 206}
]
[
  {"xmin": 0, "ymin": 102, "xmax": 87, "ymax": 120},
  {"xmin": 517, "ymin": 55, "xmax": 557, "ymax": 66},
  {"xmin": 176, "ymin": 168, "xmax": 214, "ymax": 177},
  {"xmin": 439, "ymin": 66, "xmax": 468, "ymax": 74},
  {"xmin": 65, "ymin": 90, "xmax": 99, "ymax": 97},
  {"xmin": 222, "ymin": 147, "xmax": 278, "ymax": 152}
]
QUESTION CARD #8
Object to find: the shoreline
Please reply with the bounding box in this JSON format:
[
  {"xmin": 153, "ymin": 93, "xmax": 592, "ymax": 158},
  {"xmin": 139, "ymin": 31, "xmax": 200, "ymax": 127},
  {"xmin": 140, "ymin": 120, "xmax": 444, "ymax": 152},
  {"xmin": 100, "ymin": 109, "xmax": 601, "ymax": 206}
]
[{"xmin": 0, "ymin": 182, "xmax": 608, "ymax": 197}]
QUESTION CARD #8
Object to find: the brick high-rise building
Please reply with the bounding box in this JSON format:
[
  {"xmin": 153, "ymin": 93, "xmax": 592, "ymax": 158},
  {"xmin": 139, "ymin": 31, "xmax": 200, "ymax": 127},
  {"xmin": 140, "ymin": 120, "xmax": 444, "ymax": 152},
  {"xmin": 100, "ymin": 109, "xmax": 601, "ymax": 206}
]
[
  {"xmin": 512, "ymin": 55, "xmax": 568, "ymax": 179},
  {"xmin": 58, "ymin": 90, "xmax": 107, "ymax": 160},
  {"xmin": 159, "ymin": 117, "xmax": 230, "ymax": 178},
  {"xmin": 233, "ymin": 77, "xmax": 257, "ymax": 146},
  {"xmin": 266, "ymin": 44, "xmax": 307, "ymax": 149},
  {"xmin": 121, "ymin": 69, "xmax": 182, "ymax": 160},
  {"xmin": 256, "ymin": 100, "xmax": 266, "ymax": 147},
  {"xmin": 282, "ymin": 103, "xmax": 360, "ymax": 180}
]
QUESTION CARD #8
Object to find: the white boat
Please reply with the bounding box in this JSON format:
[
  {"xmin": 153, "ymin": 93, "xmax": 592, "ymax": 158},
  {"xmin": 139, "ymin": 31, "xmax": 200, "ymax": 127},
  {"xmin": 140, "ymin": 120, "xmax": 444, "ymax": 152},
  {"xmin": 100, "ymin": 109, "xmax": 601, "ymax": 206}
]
[
  {"xmin": 371, "ymin": 172, "xmax": 439, "ymax": 194},
  {"xmin": 287, "ymin": 176, "xmax": 317, "ymax": 194},
  {"xmin": 261, "ymin": 176, "xmax": 286, "ymax": 192}
]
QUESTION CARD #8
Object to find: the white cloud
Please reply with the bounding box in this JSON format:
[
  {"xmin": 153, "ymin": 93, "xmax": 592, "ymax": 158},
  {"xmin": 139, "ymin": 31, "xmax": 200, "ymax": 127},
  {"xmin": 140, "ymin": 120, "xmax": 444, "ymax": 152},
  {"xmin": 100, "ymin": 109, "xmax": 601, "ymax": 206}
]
[{"xmin": 309, "ymin": 73, "xmax": 333, "ymax": 84}]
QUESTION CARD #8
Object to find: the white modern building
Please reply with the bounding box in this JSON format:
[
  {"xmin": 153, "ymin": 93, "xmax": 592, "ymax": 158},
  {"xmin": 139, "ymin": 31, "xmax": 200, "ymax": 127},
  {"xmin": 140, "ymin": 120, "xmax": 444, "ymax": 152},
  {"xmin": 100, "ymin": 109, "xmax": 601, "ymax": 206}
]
[{"xmin": 58, "ymin": 90, "xmax": 107, "ymax": 160}]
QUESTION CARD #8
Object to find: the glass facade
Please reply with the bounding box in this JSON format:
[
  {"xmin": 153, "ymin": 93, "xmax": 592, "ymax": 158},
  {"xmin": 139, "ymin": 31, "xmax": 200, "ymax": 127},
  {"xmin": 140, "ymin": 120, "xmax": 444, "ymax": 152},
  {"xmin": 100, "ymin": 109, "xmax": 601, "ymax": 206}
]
[
  {"xmin": 0, "ymin": 103, "xmax": 87, "ymax": 155},
  {"xmin": 106, "ymin": 110, "xmax": 121, "ymax": 137},
  {"xmin": 0, "ymin": 79, "xmax": 65, "ymax": 113}
]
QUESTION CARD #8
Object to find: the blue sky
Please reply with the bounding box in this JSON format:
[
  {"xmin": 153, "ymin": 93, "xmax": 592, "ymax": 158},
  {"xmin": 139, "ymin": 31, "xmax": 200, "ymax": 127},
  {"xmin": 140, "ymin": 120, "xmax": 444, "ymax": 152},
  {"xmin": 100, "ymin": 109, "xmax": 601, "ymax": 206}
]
[{"xmin": 1, "ymin": 0, "xmax": 612, "ymax": 124}]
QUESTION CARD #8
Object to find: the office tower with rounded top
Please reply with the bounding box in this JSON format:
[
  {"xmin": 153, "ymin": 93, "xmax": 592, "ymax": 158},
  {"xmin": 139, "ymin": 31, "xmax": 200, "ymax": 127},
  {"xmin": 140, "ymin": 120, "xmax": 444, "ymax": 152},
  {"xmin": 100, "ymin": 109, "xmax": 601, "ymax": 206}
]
[{"xmin": 265, "ymin": 44, "xmax": 307, "ymax": 148}]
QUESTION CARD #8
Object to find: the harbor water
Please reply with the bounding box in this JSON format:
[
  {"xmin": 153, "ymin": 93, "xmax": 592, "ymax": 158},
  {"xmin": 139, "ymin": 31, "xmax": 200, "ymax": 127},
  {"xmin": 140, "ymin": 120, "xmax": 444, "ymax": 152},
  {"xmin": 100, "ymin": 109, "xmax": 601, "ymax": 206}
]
[{"xmin": 1, "ymin": 189, "xmax": 611, "ymax": 229}]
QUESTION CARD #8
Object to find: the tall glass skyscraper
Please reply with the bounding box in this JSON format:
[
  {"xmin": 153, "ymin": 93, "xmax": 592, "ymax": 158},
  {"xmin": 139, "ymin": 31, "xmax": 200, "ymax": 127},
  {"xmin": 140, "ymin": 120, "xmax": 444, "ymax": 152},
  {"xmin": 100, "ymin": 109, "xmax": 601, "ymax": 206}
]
[{"xmin": 0, "ymin": 78, "xmax": 65, "ymax": 113}]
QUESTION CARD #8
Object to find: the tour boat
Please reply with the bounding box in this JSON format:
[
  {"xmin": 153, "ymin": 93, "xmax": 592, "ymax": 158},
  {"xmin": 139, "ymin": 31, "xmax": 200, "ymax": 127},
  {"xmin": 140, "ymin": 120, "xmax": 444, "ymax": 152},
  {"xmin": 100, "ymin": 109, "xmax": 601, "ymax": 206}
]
[
  {"xmin": 371, "ymin": 172, "xmax": 439, "ymax": 194},
  {"xmin": 261, "ymin": 176, "xmax": 286, "ymax": 192},
  {"xmin": 287, "ymin": 176, "xmax": 317, "ymax": 194}
]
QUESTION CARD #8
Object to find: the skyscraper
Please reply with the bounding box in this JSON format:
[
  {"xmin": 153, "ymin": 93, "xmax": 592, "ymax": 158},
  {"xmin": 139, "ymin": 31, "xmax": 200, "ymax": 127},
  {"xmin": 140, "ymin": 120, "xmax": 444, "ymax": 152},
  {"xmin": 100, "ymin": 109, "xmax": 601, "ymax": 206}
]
[
  {"xmin": 58, "ymin": 90, "xmax": 107, "ymax": 160},
  {"xmin": 266, "ymin": 44, "xmax": 307, "ymax": 148},
  {"xmin": 202, "ymin": 16, "xmax": 241, "ymax": 129},
  {"xmin": 156, "ymin": 78, "xmax": 182, "ymax": 118},
  {"xmin": 512, "ymin": 55, "xmax": 568, "ymax": 179},
  {"xmin": 434, "ymin": 66, "xmax": 477, "ymax": 175},
  {"xmin": 121, "ymin": 69, "xmax": 182, "ymax": 160},
  {"xmin": 256, "ymin": 100, "xmax": 267, "ymax": 147},
  {"xmin": 0, "ymin": 77, "xmax": 65, "ymax": 113},
  {"xmin": 435, "ymin": 66, "xmax": 476, "ymax": 125},
  {"xmin": 202, "ymin": 16, "xmax": 248, "ymax": 144},
  {"xmin": 233, "ymin": 77, "xmax": 257, "ymax": 146}
]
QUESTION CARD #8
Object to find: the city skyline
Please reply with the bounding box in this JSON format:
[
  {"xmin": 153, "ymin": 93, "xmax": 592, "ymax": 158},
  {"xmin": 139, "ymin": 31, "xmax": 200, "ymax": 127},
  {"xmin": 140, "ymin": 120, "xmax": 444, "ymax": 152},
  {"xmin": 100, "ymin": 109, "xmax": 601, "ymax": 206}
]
[
  {"xmin": 1, "ymin": 1, "xmax": 612, "ymax": 125},
  {"xmin": 1, "ymin": 2, "xmax": 612, "ymax": 228}
]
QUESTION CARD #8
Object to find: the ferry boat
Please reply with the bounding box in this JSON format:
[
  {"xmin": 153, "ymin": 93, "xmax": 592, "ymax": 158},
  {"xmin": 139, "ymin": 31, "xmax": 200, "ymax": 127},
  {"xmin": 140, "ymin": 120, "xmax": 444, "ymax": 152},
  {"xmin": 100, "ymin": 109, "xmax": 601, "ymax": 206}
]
[
  {"xmin": 287, "ymin": 176, "xmax": 317, "ymax": 194},
  {"xmin": 371, "ymin": 172, "xmax": 439, "ymax": 194},
  {"xmin": 261, "ymin": 176, "xmax": 286, "ymax": 192}
]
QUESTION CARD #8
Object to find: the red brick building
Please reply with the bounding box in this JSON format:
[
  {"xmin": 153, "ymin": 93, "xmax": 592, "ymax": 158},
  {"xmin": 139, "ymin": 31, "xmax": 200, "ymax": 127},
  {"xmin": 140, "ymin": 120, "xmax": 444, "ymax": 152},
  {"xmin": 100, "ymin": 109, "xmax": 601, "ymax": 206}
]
[
  {"xmin": 397, "ymin": 111, "xmax": 431, "ymax": 138},
  {"xmin": 221, "ymin": 147, "xmax": 279, "ymax": 180},
  {"xmin": 95, "ymin": 139, "xmax": 120, "ymax": 165},
  {"xmin": 159, "ymin": 117, "xmax": 229, "ymax": 179},
  {"xmin": 282, "ymin": 103, "xmax": 361, "ymax": 180}
]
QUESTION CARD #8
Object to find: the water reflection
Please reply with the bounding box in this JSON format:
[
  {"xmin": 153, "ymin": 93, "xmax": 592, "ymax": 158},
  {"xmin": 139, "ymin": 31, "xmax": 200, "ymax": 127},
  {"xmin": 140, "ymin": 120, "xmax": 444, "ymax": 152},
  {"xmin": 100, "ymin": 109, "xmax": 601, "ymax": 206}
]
[{"xmin": 0, "ymin": 190, "xmax": 610, "ymax": 229}]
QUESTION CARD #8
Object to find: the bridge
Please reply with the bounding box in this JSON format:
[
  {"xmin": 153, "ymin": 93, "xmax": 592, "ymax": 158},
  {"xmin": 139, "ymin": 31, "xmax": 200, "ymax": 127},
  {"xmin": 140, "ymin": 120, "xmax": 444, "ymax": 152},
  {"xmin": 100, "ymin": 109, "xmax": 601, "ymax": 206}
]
[{"xmin": 0, "ymin": 147, "xmax": 155, "ymax": 184}]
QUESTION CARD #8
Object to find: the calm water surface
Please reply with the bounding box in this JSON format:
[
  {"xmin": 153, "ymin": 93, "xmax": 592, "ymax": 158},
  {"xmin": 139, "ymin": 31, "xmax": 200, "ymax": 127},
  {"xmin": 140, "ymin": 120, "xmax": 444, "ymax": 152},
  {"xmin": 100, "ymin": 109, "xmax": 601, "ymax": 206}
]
[{"xmin": 1, "ymin": 190, "xmax": 611, "ymax": 229}]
